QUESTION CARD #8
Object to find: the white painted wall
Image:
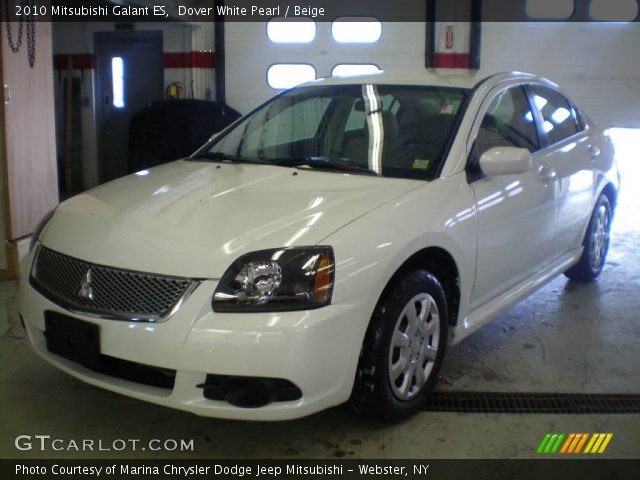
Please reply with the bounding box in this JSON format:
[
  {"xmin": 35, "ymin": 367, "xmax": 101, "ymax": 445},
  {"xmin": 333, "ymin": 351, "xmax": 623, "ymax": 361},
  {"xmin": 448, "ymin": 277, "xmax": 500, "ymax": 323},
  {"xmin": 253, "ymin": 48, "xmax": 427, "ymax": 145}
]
[
  {"xmin": 225, "ymin": 22, "xmax": 640, "ymax": 128},
  {"xmin": 480, "ymin": 22, "xmax": 640, "ymax": 127},
  {"xmin": 225, "ymin": 22, "xmax": 434, "ymax": 115}
]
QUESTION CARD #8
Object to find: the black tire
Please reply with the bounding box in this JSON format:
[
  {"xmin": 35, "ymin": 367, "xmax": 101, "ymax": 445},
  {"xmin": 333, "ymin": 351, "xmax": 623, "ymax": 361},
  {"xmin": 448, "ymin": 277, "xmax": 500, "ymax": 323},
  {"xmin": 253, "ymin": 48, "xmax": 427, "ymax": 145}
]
[
  {"xmin": 349, "ymin": 270, "xmax": 448, "ymax": 422},
  {"xmin": 565, "ymin": 194, "xmax": 612, "ymax": 282}
]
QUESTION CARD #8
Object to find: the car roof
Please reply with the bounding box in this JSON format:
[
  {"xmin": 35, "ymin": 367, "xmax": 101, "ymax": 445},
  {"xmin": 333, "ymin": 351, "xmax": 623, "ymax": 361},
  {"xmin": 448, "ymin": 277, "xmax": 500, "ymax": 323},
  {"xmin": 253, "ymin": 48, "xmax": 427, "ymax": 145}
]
[{"xmin": 298, "ymin": 71, "xmax": 557, "ymax": 91}]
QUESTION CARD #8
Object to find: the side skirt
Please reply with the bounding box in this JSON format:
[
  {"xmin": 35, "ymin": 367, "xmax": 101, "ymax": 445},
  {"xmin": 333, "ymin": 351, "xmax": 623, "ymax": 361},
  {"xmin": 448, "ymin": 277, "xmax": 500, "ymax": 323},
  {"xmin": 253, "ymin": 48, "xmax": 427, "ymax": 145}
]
[{"xmin": 450, "ymin": 248, "xmax": 582, "ymax": 345}]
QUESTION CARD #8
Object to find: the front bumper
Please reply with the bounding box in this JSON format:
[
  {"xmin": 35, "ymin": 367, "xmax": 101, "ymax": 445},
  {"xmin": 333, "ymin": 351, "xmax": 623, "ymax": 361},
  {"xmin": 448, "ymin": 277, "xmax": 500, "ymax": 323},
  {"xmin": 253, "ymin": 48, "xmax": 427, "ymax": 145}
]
[{"xmin": 18, "ymin": 250, "xmax": 371, "ymax": 421}]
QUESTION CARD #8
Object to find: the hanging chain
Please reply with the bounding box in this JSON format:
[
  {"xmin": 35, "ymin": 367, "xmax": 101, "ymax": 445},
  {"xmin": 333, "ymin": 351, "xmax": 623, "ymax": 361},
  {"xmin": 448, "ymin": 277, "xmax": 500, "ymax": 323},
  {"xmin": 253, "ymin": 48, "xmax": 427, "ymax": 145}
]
[
  {"xmin": 4, "ymin": 0, "xmax": 25, "ymax": 53},
  {"xmin": 4, "ymin": 0, "xmax": 35, "ymax": 67},
  {"xmin": 26, "ymin": 8, "xmax": 35, "ymax": 67}
]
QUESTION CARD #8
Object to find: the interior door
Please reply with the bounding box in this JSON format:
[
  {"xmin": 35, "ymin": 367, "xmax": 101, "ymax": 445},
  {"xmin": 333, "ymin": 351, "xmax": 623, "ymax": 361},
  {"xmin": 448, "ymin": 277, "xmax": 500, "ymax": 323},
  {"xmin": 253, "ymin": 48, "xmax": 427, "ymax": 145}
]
[
  {"xmin": 94, "ymin": 31, "xmax": 163, "ymax": 183},
  {"xmin": 468, "ymin": 85, "xmax": 558, "ymax": 309}
]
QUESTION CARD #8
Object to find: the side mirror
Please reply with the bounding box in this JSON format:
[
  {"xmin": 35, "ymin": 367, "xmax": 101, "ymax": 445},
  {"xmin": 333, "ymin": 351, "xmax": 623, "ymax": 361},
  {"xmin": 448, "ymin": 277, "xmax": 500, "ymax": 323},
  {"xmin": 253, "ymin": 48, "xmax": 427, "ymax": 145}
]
[{"xmin": 479, "ymin": 147, "xmax": 532, "ymax": 176}]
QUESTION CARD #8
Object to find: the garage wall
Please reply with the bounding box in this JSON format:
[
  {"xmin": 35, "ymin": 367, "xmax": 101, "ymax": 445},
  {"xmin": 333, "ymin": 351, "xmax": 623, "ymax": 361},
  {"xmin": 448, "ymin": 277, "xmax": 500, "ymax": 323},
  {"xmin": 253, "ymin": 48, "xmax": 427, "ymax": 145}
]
[
  {"xmin": 52, "ymin": 22, "xmax": 215, "ymax": 190},
  {"xmin": 480, "ymin": 22, "xmax": 640, "ymax": 128},
  {"xmin": 2, "ymin": 20, "xmax": 59, "ymax": 237},
  {"xmin": 224, "ymin": 22, "xmax": 640, "ymax": 128},
  {"xmin": 225, "ymin": 22, "xmax": 435, "ymax": 115}
]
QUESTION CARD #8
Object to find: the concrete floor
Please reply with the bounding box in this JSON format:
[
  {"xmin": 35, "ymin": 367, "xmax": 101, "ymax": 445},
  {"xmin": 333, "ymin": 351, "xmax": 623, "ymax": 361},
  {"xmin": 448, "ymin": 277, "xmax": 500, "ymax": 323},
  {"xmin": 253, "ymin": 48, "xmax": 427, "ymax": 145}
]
[{"xmin": 1, "ymin": 129, "xmax": 638, "ymax": 459}]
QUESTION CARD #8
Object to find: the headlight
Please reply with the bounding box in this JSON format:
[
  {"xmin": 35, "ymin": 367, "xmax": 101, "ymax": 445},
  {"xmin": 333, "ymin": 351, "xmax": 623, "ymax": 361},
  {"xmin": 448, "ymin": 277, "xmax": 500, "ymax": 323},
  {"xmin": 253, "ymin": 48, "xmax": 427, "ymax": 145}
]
[
  {"xmin": 213, "ymin": 247, "xmax": 335, "ymax": 312},
  {"xmin": 29, "ymin": 208, "xmax": 56, "ymax": 252}
]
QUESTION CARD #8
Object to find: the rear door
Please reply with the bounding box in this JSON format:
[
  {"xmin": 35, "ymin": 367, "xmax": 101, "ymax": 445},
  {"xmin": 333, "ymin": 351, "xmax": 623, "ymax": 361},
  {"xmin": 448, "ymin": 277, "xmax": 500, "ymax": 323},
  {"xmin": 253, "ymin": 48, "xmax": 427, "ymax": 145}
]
[
  {"xmin": 468, "ymin": 85, "xmax": 557, "ymax": 309},
  {"xmin": 527, "ymin": 85, "xmax": 595, "ymax": 255}
]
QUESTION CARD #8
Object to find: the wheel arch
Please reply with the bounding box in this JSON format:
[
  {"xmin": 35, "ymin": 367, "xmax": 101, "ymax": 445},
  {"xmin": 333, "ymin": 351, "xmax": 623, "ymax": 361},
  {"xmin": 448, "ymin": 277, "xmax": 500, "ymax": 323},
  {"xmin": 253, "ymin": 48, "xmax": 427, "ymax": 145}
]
[
  {"xmin": 377, "ymin": 247, "xmax": 461, "ymax": 326},
  {"xmin": 600, "ymin": 182, "xmax": 617, "ymax": 215}
]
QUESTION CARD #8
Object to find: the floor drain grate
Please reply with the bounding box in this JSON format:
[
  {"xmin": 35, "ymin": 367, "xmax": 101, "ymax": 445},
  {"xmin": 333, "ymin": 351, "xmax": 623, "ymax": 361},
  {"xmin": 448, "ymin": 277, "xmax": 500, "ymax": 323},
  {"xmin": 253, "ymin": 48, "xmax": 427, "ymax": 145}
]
[{"xmin": 424, "ymin": 391, "xmax": 640, "ymax": 414}]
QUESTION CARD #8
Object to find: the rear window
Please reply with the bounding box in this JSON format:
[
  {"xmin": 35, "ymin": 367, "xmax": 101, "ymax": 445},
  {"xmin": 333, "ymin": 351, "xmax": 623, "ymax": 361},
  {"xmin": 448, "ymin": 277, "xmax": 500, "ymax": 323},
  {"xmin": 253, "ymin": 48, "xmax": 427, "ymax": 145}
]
[{"xmin": 529, "ymin": 86, "xmax": 581, "ymax": 145}]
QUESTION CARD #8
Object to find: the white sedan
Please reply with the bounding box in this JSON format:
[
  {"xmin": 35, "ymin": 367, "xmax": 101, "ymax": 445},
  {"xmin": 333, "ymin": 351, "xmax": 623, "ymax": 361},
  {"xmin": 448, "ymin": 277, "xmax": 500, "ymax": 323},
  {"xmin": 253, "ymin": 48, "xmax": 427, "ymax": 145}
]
[{"xmin": 19, "ymin": 71, "xmax": 619, "ymax": 421}]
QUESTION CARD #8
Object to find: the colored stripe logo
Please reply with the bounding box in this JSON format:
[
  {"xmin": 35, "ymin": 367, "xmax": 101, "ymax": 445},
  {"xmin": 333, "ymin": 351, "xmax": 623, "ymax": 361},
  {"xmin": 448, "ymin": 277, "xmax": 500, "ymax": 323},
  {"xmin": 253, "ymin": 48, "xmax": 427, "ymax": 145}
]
[{"xmin": 537, "ymin": 433, "xmax": 613, "ymax": 454}]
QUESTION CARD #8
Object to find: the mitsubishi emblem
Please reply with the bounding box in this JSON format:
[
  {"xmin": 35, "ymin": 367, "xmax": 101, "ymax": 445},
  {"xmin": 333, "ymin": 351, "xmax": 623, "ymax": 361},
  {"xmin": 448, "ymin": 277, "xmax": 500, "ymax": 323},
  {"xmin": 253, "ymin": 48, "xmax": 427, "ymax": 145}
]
[{"xmin": 79, "ymin": 269, "xmax": 95, "ymax": 301}]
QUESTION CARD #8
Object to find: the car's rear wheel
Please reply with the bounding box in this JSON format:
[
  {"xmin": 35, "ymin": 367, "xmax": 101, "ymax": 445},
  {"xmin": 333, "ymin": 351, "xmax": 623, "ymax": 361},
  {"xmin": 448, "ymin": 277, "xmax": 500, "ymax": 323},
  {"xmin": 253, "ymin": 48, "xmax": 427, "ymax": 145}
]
[
  {"xmin": 350, "ymin": 270, "xmax": 448, "ymax": 421},
  {"xmin": 565, "ymin": 194, "xmax": 612, "ymax": 282}
]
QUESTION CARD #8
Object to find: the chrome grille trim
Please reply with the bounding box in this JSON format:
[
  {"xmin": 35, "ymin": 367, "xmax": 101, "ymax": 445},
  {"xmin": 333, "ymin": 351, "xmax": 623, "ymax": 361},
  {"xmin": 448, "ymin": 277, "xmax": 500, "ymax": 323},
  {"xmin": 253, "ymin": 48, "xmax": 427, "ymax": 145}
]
[{"xmin": 30, "ymin": 247, "xmax": 198, "ymax": 322}]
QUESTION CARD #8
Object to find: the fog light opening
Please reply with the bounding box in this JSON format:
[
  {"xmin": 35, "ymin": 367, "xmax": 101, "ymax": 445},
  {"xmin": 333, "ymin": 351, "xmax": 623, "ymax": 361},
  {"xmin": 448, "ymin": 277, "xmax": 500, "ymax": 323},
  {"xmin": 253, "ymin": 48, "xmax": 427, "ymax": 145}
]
[
  {"xmin": 222, "ymin": 377, "xmax": 274, "ymax": 408},
  {"xmin": 198, "ymin": 374, "xmax": 302, "ymax": 407}
]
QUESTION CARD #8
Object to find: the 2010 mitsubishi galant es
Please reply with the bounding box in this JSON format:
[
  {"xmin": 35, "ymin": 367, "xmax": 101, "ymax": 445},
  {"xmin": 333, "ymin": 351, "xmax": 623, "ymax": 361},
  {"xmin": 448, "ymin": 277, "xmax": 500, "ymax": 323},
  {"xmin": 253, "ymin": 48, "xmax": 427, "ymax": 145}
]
[{"xmin": 19, "ymin": 72, "xmax": 619, "ymax": 421}]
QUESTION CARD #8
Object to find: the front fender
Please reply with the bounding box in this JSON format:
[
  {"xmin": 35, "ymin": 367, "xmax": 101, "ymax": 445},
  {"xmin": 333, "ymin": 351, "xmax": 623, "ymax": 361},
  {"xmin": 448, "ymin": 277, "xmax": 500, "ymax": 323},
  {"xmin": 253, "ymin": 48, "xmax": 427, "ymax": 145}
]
[{"xmin": 322, "ymin": 173, "xmax": 478, "ymax": 336}]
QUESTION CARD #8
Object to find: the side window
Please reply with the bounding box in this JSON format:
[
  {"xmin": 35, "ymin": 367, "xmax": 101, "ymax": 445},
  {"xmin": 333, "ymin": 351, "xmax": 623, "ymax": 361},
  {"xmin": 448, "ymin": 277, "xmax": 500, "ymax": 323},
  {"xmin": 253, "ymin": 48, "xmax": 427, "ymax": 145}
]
[
  {"xmin": 529, "ymin": 86, "xmax": 580, "ymax": 145},
  {"xmin": 473, "ymin": 86, "xmax": 539, "ymax": 159}
]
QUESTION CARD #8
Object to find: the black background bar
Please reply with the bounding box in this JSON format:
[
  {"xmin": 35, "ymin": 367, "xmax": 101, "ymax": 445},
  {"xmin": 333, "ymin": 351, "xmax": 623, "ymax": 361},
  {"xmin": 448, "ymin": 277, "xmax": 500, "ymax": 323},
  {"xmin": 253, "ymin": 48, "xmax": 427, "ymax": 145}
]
[
  {"xmin": 4, "ymin": 0, "xmax": 640, "ymax": 23},
  {"xmin": 4, "ymin": 459, "xmax": 640, "ymax": 480}
]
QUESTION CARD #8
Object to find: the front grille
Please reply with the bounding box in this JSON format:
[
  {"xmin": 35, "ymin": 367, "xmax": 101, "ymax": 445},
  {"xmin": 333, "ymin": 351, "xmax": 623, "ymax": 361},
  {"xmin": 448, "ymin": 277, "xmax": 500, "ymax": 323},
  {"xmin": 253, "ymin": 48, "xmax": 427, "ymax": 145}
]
[{"xmin": 30, "ymin": 247, "xmax": 195, "ymax": 321}]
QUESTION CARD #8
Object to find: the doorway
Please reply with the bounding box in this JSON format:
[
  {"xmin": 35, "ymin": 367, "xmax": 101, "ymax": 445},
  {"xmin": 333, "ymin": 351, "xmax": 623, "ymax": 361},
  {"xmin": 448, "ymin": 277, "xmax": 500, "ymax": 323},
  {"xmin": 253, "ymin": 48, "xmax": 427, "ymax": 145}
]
[{"xmin": 94, "ymin": 31, "xmax": 164, "ymax": 183}]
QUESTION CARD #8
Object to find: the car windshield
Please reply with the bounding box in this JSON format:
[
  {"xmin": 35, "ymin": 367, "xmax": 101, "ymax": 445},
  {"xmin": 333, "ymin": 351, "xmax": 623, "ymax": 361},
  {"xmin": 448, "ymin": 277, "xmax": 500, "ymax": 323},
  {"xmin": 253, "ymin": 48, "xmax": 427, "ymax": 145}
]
[{"xmin": 194, "ymin": 84, "xmax": 469, "ymax": 180}]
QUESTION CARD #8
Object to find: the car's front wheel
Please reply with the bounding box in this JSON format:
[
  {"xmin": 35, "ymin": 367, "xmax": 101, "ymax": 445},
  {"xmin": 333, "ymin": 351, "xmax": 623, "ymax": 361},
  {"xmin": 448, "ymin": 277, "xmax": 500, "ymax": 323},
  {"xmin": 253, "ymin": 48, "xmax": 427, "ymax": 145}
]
[
  {"xmin": 565, "ymin": 194, "xmax": 612, "ymax": 282},
  {"xmin": 350, "ymin": 270, "xmax": 448, "ymax": 421}
]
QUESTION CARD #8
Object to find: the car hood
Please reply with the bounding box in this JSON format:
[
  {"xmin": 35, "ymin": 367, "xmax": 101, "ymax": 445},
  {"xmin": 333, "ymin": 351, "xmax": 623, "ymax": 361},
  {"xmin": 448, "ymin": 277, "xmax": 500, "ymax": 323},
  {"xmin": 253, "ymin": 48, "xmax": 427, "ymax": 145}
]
[{"xmin": 41, "ymin": 160, "xmax": 422, "ymax": 278}]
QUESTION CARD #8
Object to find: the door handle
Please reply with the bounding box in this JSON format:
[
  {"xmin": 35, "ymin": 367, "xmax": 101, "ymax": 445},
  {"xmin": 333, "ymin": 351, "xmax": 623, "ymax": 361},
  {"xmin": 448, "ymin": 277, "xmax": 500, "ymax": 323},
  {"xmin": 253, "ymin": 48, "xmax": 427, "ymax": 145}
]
[
  {"xmin": 3, "ymin": 84, "xmax": 10, "ymax": 105},
  {"xmin": 588, "ymin": 145, "xmax": 601, "ymax": 160},
  {"xmin": 537, "ymin": 165, "xmax": 557, "ymax": 182}
]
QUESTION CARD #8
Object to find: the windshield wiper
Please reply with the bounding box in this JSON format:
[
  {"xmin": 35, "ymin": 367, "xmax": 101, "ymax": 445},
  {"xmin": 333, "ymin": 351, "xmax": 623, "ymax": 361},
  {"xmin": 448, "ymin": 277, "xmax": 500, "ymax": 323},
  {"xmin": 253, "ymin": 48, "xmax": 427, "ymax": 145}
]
[
  {"xmin": 191, "ymin": 152, "xmax": 262, "ymax": 164},
  {"xmin": 271, "ymin": 157, "xmax": 378, "ymax": 176},
  {"xmin": 193, "ymin": 153, "xmax": 378, "ymax": 175}
]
